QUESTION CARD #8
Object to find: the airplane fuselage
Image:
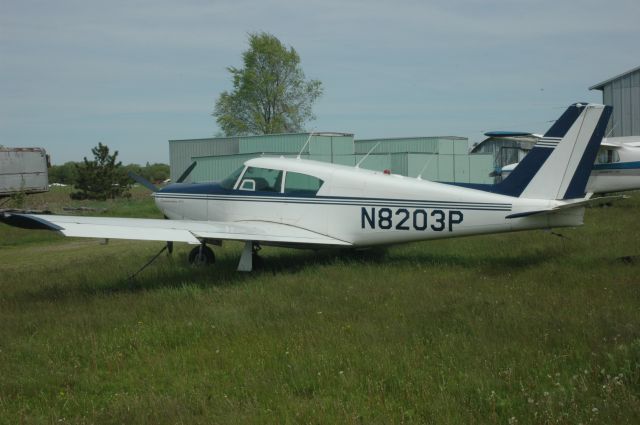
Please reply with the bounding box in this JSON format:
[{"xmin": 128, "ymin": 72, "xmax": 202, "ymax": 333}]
[{"xmin": 154, "ymin": 158, "xmax": 583, "ymax": 248}]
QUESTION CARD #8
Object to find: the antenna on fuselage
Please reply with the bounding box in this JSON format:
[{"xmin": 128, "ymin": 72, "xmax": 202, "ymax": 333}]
[
  {"xmin": 605, "ymin": 121, "xmax": 618, "ymax": 139},
  {"xmin": 416, "ymin": 155, "xmax": 435, "ymax": 180},
  {"xmin": 355, "ymin": 142, "xmax": 380, "ymax": 168},
  {"xmin": 296, "ymin": 131, "xmax": 315, "ymax": 159}
]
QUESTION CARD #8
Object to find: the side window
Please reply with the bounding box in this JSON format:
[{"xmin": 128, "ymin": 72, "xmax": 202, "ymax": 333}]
[
  {"xmin": 596, "ymin": 149, "xmax": 621, "ymax": 164},
  {"xmin": 612, "ymin": 150, "xmax": 620, "ymax": 163},
  {"xmin": 239, "ymin": 167, "xmax": 283, "ymax": 192},
  {"xmin": 596, "ymin": 150, "xmax": 608, "ymax": 164},
  {"xmin": 284, "ymin": 172, "xmax": 324, "ymax": 196}
]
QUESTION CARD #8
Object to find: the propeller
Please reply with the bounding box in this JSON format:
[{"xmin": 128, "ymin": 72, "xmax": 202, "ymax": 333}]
[
  {"xmin": 127, "ymin": 161, "xmax": 197, "ymax": 191},
  {"xmin": 127, "ymin": 162, "xmax": 197, "ymax": 257},
  {"xmin": 176, "ymin": 161, "xmax": 197, "ymax": 183},
  {"xmin": 128, "ymin": 171, "xmax": 159, "ymax": 192}
]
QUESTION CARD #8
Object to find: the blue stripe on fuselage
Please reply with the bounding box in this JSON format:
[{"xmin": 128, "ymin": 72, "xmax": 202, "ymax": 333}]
[
  {"xmin": 155, "ymin": 184, "xmax": 512, "ymax": 211},
  {"xmin": 592, "ymin": 161, "xmax": 640, "ymax": 170}
]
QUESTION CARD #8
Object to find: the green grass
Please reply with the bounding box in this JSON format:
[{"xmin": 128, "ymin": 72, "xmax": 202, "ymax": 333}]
[{"xmin": 0, "ymin": 191, "xmax": 639, "ymax": 424}]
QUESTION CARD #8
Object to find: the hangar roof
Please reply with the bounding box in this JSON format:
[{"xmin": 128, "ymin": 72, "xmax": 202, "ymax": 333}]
[{"xmin": 589, "ymin": 65, "xmax": 640, "ymax": 91}]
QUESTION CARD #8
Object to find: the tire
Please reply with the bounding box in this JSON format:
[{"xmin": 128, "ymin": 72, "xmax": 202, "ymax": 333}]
[
  {"xmin": 188, "ymin": 245, "xmax": 215, "ymax": 266},
  {"xmin": 252, "ymin": 253, "xmax": 264, "ymax": 270}
]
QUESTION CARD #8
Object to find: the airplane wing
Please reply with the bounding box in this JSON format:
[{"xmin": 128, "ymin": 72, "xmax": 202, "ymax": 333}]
[
  {"xmin": 600, "ymin": 140, "xmax": 621, "ymax": 148},
  {"xmin": 505, "ymin": 195, "xmax": 626, "ymax": 219},
  {"xmin": 0, "ymin": 213, "xmax": 352, "ymax": 246}
]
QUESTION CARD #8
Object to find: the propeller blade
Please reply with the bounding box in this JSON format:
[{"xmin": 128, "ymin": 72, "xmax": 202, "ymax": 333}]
[
  {"xmin": 176, "ymin": 161, "xmax": 197, "ymax": 183},
  {"xmin": 128, "ymin": 171, "xmax": 158, "ymax": 192}
]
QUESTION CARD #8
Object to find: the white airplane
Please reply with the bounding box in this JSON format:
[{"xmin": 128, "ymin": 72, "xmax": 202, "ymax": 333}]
[
  {"xmin": 1, "ymin": 103, "xmax": 618, "ymax": 272},
  {"xmin": 589, "ymin": 137, "xmax": 640, "ymax": 193},
  {"xmin": 491, "ymin": 134, "xmax": 640, "ymax": 194}
]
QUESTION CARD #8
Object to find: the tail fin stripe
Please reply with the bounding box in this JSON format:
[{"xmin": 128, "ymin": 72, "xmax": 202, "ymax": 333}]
[
  {"xmin": 561, "ymin": 106, "xmax": 612, "ymax": 199},
  {"xmin": 543, "ymin": 103, "xmax": 587, "ymax": 138}
]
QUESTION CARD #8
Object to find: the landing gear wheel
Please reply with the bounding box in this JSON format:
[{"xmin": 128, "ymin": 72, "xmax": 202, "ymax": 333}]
[
  {"xmin": 252, "ymin": 252, "xmax": 264, "ymax": 269},
  {"xmin": 188, "ymin": 245, "xmax": 215, "ymax": 266},
  {"xmin": 252, "ymin": 242, "xmax": 263, "ymax": 270}
]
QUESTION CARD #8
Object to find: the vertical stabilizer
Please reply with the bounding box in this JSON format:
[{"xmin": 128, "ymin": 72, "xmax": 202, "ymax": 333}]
[{"xmin": 519, "ymin": 104, "xmax": 611, "ymax": 200}]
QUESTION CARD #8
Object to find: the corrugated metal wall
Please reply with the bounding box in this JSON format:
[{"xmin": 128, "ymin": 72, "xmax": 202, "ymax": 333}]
[
  {"xmin": 174, "ymin": 132, "xmax": 493, "ymax": 185},
  {"xmin": 599, "ymin": 68, "xmax": 640, "ymax": 137},
  {"xmin": 354, "ymin": 137, "xmax": 467, "ymax": 155},
  {"xmin": 190, "ymin": 151, "xmax": 494, "ymax": 184},
  {"xmin": 238, "ymin": 134, "xmax": 354, "ymax": 156},
  {"xmin": 169, "ymin": 137, "xmax": 239, "ymax": 183}
]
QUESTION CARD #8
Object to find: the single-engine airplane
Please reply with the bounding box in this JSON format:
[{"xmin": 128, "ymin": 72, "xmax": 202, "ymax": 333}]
[{"xmin": 0, "ymin": 103, "xmax": 617, "ymax": 272}]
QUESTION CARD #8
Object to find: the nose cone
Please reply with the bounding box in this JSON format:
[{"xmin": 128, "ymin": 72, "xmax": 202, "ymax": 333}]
[{"xmin": 154, "ymin": 185, "xmax": 183, "ymax": 220}]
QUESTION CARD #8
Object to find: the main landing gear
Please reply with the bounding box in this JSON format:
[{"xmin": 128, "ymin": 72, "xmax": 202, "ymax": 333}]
[
  {"xmin": 237, "ymin": 241, "xmax": 262, "ymax": 272},
  {"xmin": 188, "ymin": 244, "xmax": 215, "ymax": 266},
  {"xmin": 187, "ymin": 241, "xmax": 262, "ymax": 271}
]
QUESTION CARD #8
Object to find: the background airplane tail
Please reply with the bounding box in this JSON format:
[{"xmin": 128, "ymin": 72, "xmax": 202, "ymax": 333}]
[{"xmin": 496, "ymin": 103, "xmax": 612, "ymax": 200}]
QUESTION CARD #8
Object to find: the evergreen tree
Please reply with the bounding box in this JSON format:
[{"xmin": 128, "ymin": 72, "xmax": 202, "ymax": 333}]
[{"xmin": 71, "ymin": 143, "xmax": 131, "ymax": 200}]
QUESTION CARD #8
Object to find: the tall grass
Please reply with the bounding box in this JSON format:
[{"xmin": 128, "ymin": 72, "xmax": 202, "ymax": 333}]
[{"xmin": 0, "ymin": 192, "xmax": 638, "ymax": 424}]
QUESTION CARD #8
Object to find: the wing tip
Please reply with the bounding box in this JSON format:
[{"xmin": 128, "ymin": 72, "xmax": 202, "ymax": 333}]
[{"xmin": 0, "ymin": 213, "xmax": 64, "ymax": 231}]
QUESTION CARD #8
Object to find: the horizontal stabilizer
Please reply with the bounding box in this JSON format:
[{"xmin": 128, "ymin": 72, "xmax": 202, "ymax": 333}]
[{"xmin": 506, "ymin": 195, "xmax": 627, "ymax": 219}]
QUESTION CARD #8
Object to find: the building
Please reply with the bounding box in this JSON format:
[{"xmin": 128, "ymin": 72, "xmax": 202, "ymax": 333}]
[
  {"xmin": 169, "ymin": 133, "xmax": 495, "ymax": 184},
  {"xmin": 170, "ymin": 132, "xmax": 355, "ymax": 183},
  {"xmin": 590, "ymin": 65, "xmax": 640, "ymax": 137},
  {"xmin": 469, "ymin": 132, "xmax": 538, "ymax": 177},
  {"xmin": 354, "ymin": 136, "xmax": 492, "ymax": 183}
]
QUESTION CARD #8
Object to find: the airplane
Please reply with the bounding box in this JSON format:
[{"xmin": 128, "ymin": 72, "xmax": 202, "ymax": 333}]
[
  {"xmin": 0, "ymin": 103, "xmax": 619, "ymax": 272},
  {"xmin": 589, "ymin": 137, "xmax": 640, "ymax": 193},
  {"xmin": 480, "ymin": 131, "xmax": 640, "ymax": 194}
]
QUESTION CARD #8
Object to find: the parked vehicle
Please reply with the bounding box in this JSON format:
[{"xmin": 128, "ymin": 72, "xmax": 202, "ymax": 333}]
[{"xmin": 0, "ymin": 147, "xmax": 49, "ymax": 197}]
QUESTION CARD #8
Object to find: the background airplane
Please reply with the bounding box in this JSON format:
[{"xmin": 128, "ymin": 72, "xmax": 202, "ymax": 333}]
[
  {"xmin": 1, "ymin": 103, "xmax": 617, "ymax": 272},
  {"xmin": 483, "ymin": 132, "xmax": 640, "ymax": 194}
]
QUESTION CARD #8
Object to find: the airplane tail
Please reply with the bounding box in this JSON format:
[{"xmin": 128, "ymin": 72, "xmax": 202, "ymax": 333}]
[{"xmin": 493, "ymin": 103, "xmax": 612, "ymax": 200}]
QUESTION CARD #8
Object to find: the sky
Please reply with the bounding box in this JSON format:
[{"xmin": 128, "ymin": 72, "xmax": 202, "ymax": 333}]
[{"xmin": 1, "ymin": 0, "xmax": 639, "ymax": 165}]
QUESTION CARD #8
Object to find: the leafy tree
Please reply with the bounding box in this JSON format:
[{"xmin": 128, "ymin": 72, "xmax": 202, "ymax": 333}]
[
  {"xmin": 49, "ymin": 161, "xmax": 80, "ymax": 185},
  {"xmin": 142, "ymin": 163, "xmax": 170, "ymax": 182},
  {"xmin": 214, "ymin": 32, "xmax": 323, "ymax": 136},
  {"xmin": 71, "ymin": 143, "xmax": 131, "ymax": 200},
  {"xmin": 123, "ymin": 163, "xmax": 169, "ymax": 184}
]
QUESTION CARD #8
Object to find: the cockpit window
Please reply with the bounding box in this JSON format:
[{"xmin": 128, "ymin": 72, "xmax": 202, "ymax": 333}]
[
  {"xmin": 220, "ymin": 166, "xmax": 245, "ymax": 189},
  {"xmin": 284, "ymin": 172, "xmax": 324, "ymax": 196},
  {"xmin": 239, "ymin": 167, "xmax": 283, "ymax": 192}
]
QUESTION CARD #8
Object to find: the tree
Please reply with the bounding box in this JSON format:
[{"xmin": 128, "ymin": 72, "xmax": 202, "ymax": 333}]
[
  {"xmin": 71, "ymin": 143, "xmax": 131, "ymax": 200},
  {"xmin": 213, "ymin": 32, "xmax": 323, "ymax": 136},
  {"xmin": 49, "ymin": 161, "xmax": 80, "ymax": 185}
]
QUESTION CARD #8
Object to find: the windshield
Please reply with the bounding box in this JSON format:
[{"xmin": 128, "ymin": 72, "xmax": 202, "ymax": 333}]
[
  {"xmin": 220, "ymin": 166, "xmax": 245, "ymax": 189},
  {"xmin": 240, "ymin": 167, "xmax": 283, "ymax": 192}
]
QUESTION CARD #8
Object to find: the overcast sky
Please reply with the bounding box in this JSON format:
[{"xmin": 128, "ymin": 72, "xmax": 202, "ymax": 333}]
[{"xmin": 1, "ymin": 0, "xmax": 638, "ymax": 164}]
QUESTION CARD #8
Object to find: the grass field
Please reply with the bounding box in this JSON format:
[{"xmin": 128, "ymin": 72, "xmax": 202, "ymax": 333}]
[{"xmin": 1, "ymin": 188, "xmax": 639, "ymax": 424}]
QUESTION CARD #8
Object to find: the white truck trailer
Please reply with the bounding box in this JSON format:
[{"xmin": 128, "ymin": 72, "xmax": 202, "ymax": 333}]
[{"xmin": 0, "ymin": 147, "xmax": 49, "ymax": 197}]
